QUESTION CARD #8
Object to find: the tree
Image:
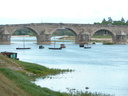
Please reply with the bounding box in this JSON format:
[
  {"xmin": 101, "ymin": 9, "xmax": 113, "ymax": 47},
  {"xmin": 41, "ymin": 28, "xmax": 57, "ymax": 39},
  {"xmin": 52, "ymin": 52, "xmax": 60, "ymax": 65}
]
[
  {"xmin": 125, "ymin": 20, "xmax": 128, "ymax": 25},
  {"xmin": 94, "ymin": 22, "xmax": 101, "ymax": 25},
  {"xmin": 101, "ymin": 21, "xmax": 112, "ymax": 25},
  {"xmin": 113, "ymin": 21, "xmax": 125, "ymax": 25},
  {"xmin": 121, "ymin": 17, "xmax": 125, "ymax": 23},
  {"xmin": 101, "ymin": 18, "xmax": 112, "ymax": 25},
  {"xmin": 108, "ymin": 17, "xmax": 113, "ymax": 23},
  {"xmin": 102, "ymin": 18, "xmax": 106, "ymax": 23}
]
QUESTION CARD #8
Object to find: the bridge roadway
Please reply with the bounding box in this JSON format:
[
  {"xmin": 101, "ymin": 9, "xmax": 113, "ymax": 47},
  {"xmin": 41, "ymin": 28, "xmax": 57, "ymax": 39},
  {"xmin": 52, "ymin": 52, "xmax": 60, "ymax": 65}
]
[{"xmin": 0, "ymin": 23, "xmax": 128, "ymax": 44}]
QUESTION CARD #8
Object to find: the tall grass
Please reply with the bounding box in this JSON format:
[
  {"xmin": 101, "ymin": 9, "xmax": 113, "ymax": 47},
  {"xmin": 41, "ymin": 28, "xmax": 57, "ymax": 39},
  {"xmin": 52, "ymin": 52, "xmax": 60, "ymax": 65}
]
[
  {"xmin": 13, "ymin": 60, "xmax": 72, "ymax": 76},
  {"xmin": 0, "ymin": 68, "xmax": 63, "ymax": 96},
  {"xmin": 62, "ymin": 88, "xmax": 113, "ymax": 96}
]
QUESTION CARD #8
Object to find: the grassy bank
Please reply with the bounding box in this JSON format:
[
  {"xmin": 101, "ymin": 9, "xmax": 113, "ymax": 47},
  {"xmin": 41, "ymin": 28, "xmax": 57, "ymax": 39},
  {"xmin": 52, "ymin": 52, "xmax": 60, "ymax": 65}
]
[
  {"xmin": 0, "ymin": 68, "xmax": 113, "ymax": 96},
  {"xmin": 14, "ymin": 60, "xmax": 72, "ymax": 76},
  {"xmin": 0, "ymin": 68, "xmax": 63, "ymax": 96},
  {"xmin": 0, "ymin": 54, "xmax": 113, "ymax": 96}
]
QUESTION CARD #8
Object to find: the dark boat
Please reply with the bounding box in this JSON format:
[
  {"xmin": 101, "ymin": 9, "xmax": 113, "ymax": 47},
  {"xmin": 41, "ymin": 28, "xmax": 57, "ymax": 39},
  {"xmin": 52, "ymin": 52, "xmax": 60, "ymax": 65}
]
[
  {"xmin": 49, "ymin": 47, "xmax": 62, "ymax": 50},
  {"xmin": 16, "ymin": 47, "xmax": 31, "ymax": 49},
  {"xmin": 79, "ymin": 44, "xmax": 84, "ymax": 47},
  {"xmin": 16, "ymin": 35, "xmax": 31, "ymax": 50},
  {"xmin": 84, "ymin": 44, "xmax": 91, "ymax": 49},
  {"xmin": 39, "ymin": 45, "xmax": 44, "ymax": 49},
  {"xmin": 60, "ymin": 44, "xmax": 66, "ymax": 48},
  {"xmin": 84, "ymin": 46, "xmax": 91, "ymax": 49}
]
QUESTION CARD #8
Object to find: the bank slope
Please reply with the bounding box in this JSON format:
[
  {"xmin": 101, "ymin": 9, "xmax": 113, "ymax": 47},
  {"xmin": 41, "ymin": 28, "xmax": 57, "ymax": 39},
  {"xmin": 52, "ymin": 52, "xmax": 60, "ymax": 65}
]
[{"xmin": 0, "ymin": 53, "xmax": 65, "ymax": 96}]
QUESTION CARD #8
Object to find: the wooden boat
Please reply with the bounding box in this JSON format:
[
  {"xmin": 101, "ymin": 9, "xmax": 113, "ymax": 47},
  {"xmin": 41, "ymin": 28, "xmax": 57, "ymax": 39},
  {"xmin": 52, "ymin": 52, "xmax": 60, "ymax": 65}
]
[
  {"xmin": 60, "ymin": 35, "xmax": 66, "ymax": 48},
  {"xmin": 84, "ymin": 46, "xmax": 91, "ymax": 49},
  {"xmin": 79, "ymin": 44, "xmax": 84, "ymax": 47},
  {"xmin": 49, "ymin": 47, "xmax": 62, "ymax": 50},
  {"xmin": 84, "ymin": 44, "xmax": 91, "ymax": 49},
  {"xmin": 60, "ymin": 44, "xmax": 66, "ymax": 48},
  {"xmin": 16, "ymin": 47, "xmax": 31, "ymax": 49},
  {"xmin": 1, "ymin": 51, "xmax": 19, "ymax": 60},
  {"xmin": 39, "ymin": 45, "xmax": 44, "ymax": 49},
  {"xmin": 49, "ymin": 36, "xmax": 62, "ymax": 50},
  {"xmin": 16, "ymin": 35, "xmax": 31, "ymax": 50}
]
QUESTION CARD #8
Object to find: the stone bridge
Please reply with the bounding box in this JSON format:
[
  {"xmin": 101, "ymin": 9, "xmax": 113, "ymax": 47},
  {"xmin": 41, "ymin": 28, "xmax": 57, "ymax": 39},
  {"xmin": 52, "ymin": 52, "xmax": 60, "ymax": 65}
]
[{"xmin": 0, "ymin": 23, "xmax": 128, "ymax": 44}]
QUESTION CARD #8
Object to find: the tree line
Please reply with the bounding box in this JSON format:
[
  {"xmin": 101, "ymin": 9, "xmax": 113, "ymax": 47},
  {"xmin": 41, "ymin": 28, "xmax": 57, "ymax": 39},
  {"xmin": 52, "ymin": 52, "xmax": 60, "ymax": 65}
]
[
  {"xmin": 94, "ymin": 17, "xmax": 128, "ymax": 25},
  {"xmin": 13, "ymin": 28, "xmax": 35, "ymax": 36}
]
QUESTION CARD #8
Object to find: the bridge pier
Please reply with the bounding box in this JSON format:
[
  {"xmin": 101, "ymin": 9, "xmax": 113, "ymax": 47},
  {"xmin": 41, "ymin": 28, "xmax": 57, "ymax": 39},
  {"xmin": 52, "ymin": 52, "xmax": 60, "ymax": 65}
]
[
  {"xmin": 0, "ymin": 29, "xmax": 11, "ymax": 44},
  {"xmin": 37, "ymin": 34, "xmax": 51, "ymax": 44},
  {"xmin": 115, "ymin": 30, "xmax": 127, "ymax": 44},
  {"xmin": 115, "ymin": 35, "xmax": 127, "ymax": 44},
  {"xmin": 76, "ymin": 33, "xmax": 91, "ymax": 44}
]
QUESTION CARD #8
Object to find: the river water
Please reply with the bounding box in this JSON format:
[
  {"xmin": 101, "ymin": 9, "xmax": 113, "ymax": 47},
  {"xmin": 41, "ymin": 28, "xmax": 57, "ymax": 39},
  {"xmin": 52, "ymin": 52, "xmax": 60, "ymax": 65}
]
[{"xmin": 1, "ymin": 36, "xmax": 128, "ymax": 96}]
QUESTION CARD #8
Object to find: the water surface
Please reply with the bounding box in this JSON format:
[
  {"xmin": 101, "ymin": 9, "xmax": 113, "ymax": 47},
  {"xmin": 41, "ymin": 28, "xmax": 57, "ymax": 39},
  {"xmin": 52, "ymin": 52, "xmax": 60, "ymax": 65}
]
[{"xmin": 1, "ymin": 36, "xmax": 128, "ymax": 96}]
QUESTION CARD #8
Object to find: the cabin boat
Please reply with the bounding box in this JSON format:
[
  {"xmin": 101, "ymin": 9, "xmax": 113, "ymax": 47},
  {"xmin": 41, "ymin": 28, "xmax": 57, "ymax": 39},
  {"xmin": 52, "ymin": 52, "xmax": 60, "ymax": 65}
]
[
  {"xmin": 79, "ymin": 44, "xmax": 84, "ymax": 47},
  {"xmin": 1, "ymin": 51, "xmax": 19, "ymax": 60},
  {"xmin": 39, "ymin": 45, "xmax": 44, "ymax": 49},
  {"xmin": 60, "ymin": 44, "xmax": 66, "ymax": 48}
]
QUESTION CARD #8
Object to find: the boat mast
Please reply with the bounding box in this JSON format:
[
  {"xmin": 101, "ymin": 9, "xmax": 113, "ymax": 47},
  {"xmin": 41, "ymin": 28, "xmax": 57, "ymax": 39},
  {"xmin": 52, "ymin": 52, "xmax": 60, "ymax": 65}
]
[
  {"xmin": 23, "ymin": 35, "xmax": 25, "ymax": 48},
  {"xmin": 54, "ymin": 35, "xmax": 56, "ymax": 48}
]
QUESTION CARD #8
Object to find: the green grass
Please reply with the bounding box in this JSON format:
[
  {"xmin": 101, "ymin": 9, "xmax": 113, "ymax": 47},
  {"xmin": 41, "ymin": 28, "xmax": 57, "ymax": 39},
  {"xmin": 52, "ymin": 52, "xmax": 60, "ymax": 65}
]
[
  {"xmin": 92, "ymin": 35, "xmax": 112, "ymax": 38},
  {"xmin": 13, "ymin": 60, "xmax": 72, "ymax": 76},
  {"xmin": 63, "ymin": 89, "xmax": 113, "ymax": 96},
  {"xmin": 0, "ymin": 68, "xmax": 63, "ymax": 96},
  {"xmin": 103, "ymin": 42, "xmax": 114, "ymax": 45}
]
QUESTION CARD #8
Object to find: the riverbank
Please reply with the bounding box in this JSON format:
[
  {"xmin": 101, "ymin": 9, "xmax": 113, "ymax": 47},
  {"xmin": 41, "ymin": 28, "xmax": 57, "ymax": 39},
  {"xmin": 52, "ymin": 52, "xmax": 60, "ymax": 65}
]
[
  {"xmin": 59, "ymin": 36, "xmax": 112, "ymax": 42},
  {"xmin": 0, "ymin": 54, "xmax": 112, "ymax": 96},
  {"xmin": 0, "ymin": 53, "xmax": 71, "ymax": 96}
]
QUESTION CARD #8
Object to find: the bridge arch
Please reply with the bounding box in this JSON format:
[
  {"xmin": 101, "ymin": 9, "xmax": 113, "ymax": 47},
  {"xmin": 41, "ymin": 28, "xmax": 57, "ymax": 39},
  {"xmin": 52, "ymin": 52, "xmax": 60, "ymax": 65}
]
[
  {"xmin": 11, "ymin": 27, "xmax": 40, "ymax": 44},
  {"xmin": 92, "ymin": 29, "xmax": 116, "ymax": 43},
  {"xmin": 50, "ymin": 27, "xmax": 77, "ymax": 35},
  {"xmin": 50, "ymin": 27, "xmax": 78, "ymax": 43}
]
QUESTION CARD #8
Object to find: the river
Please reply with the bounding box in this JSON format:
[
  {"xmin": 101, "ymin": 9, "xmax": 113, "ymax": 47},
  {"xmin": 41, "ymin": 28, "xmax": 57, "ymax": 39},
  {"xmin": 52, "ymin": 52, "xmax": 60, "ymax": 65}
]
[{"xmin": 1, "ymin": 36, "xmax": 128, "ymax": 96}]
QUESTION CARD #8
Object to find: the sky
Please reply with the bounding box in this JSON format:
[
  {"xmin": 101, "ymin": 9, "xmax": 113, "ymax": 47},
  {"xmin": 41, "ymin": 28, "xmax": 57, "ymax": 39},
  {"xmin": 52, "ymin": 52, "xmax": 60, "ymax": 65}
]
[{"xmin": 0, "ymin": 0, "xmax": 128, "ymax": 24}]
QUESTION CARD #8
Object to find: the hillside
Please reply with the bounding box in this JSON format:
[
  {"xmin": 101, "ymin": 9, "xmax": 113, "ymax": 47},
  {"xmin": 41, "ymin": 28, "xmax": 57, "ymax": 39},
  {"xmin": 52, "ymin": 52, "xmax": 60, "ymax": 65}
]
[
  {"xmin": 0, "ymin": 53, "xmax": 24, "ymax": 71},
  {"xmin": 0, "ymin": 53, "xmax": 66, "ymax": 96},
  {"xmin": 0, "ymin": 73, "xmax": 29, "ymax": 96}
]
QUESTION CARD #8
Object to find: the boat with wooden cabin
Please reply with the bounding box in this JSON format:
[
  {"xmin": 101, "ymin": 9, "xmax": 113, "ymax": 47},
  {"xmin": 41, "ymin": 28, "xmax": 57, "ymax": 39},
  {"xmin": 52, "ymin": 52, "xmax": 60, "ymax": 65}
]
[
  {"xmin": 60, "ymin": 44, "xmax": 66, "ymax": 48},
  {"xmin": 1, "ymin": 51, "xmax": 19, "ymax": 60},
  {"xmin": 79, "ymin": 44, "xmax": 84, "ymax": 47},
  {"xmin": 39, "ymin": 45, "xmax": 44, "ymax": 49}
]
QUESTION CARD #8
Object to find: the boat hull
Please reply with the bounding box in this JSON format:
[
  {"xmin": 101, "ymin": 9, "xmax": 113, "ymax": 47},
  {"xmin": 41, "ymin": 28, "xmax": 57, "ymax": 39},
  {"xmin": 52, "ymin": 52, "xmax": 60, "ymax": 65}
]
[
  {"xmin": 49, "ymin": 47, "xmax": 62, "ymax": 50},
  {"xmin": 16, "ymin": 48, "xmax": 31, "ymax": 49},
  {"xmin": 84, "ymin": 47, "xmax": 91, "ymax": 49}
]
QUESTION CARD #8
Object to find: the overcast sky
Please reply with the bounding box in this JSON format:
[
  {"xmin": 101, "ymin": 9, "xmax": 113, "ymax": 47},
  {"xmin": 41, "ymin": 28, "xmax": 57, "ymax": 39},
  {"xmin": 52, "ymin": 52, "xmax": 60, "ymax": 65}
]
[{"xmin": 0, "ymin": 0, "xmax": 127, "ymax": 24}]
